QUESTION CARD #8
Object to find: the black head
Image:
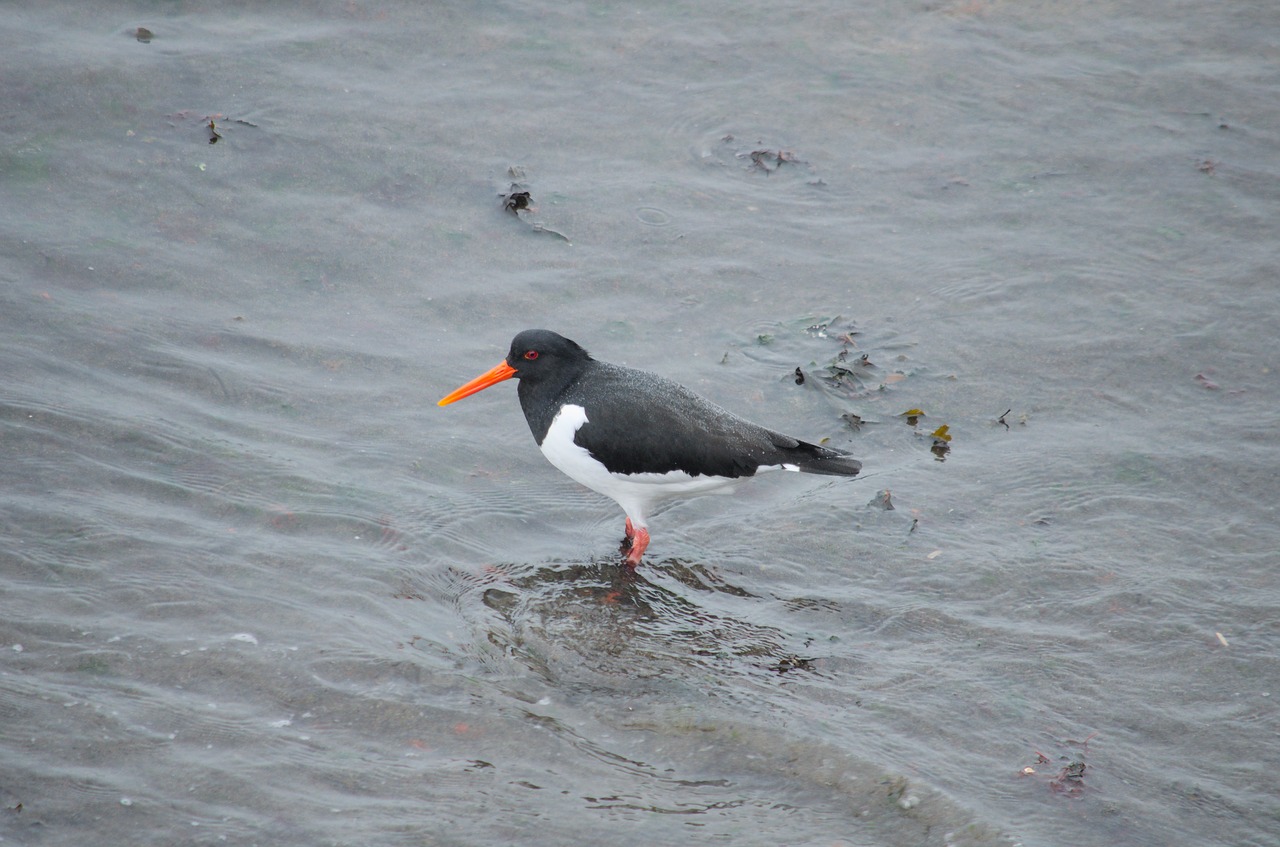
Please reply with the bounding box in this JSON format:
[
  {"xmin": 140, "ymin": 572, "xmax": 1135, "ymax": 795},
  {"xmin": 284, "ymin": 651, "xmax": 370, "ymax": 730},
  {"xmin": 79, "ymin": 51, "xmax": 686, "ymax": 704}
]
[
  {"xmin": 505, "ymin": 329, "xmax": 592, "ymax": 382},
  {"xmin": 438, "ymin": 329, "xmax": 593, "ymax": 408}
]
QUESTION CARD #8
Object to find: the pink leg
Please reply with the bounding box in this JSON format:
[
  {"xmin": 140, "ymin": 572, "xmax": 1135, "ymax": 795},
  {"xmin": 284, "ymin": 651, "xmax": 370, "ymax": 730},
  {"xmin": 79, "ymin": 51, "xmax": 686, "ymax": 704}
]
[
  {"xmin": 624, "ymin": 526, "xmax": 650, "ymax": 568},
  {"xmin": 624, "ymin": 517, "xmax": 635, "ymax": 540}
]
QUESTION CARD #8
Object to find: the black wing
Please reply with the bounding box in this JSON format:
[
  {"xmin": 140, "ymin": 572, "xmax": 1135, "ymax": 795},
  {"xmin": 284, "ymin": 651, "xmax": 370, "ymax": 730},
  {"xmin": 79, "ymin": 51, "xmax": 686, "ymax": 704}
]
[{"xmin": 566, "ymin": 362, "xmax": 860, "ymax": 478}]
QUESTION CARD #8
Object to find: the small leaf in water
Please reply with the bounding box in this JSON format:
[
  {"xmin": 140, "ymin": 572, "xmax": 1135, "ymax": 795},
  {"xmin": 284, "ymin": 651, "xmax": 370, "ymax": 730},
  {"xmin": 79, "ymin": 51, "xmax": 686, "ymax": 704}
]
[
  {"xmin": 900, "ymin": 408, "xmax": 925, "ymax": 426},
  {"xmin": 930, "ymin": 424, "xmax": 951, "ymax": 461},
  {"xmin": 135, "ymin": 27, "xmax": 153, "ymax": 43}
]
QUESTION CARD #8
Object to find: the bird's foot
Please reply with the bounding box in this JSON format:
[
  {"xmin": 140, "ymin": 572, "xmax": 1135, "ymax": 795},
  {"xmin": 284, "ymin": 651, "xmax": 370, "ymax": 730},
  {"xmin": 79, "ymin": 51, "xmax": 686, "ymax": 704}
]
[{"xmin": 622, "ymin": 526, "xmax": 650, "ymax": 569}]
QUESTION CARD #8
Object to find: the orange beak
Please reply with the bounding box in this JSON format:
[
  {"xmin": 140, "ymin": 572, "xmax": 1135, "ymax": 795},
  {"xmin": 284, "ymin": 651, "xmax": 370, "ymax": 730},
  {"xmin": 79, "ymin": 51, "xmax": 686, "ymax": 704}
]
[{"xmin": 437, "ymin": 360, "xmax": 517, "ymax": 406}]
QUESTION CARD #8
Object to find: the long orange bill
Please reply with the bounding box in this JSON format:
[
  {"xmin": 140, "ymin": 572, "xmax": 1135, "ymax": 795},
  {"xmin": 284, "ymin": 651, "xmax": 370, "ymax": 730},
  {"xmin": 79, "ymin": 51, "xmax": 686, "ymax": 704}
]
[{"xmin": 437, "ymin": 361, "xmax": 517, "ymax": 406}]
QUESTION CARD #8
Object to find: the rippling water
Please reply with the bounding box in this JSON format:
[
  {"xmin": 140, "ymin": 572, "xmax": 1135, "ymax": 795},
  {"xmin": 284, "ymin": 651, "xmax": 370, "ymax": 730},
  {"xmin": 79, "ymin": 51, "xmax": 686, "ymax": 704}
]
[{"xmin": 3, "ymin": 2, "xmax": 1278, "ymax": 845}]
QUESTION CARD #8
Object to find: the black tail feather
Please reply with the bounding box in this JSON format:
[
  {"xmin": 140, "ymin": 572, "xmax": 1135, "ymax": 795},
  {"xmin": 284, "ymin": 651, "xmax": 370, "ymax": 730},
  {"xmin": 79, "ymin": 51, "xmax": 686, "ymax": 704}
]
[
  {"xmin": 790, "ymin": 439, "xmax": 862, "ymax": 476},
  {"xmin": 799, "ymin": 455, "xmax": 862, "ymax": 476}
]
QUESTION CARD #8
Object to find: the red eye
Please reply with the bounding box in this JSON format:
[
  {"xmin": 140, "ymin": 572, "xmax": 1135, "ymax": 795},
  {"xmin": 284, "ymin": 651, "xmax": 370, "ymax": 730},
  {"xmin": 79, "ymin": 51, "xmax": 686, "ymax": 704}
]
[{"xmin": 523, "ymin": 350, "xmax": 539, "ymax": 360}]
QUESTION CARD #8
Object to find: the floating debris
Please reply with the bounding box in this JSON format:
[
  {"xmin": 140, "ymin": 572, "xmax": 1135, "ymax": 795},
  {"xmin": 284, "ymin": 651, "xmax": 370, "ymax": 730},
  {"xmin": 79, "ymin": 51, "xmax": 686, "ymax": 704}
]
[
  {"xmin": 501, "ymin": 185, "xmax": 532, "ymax": 214},
  {"xmin": 529, "ymin": 223, "xmax": 570, "ymax": 242},
  {"xmin": 1050, "ymin": 761, "xmax": 1087, "ymax": 797},
  {"xmin": 767, "ymin": 655, "xmax": 815, "ymax": 674},
  {"xmin": 1023, "ymin": 734, "xmax": 1096, "ymax": 799},
  {"xmin": 500, "ymin": 183, "xmax": 570, "ymax": 242},
  {"xmin": 741, "ymin": 148, "xmax": 806, "ymax": 174}
]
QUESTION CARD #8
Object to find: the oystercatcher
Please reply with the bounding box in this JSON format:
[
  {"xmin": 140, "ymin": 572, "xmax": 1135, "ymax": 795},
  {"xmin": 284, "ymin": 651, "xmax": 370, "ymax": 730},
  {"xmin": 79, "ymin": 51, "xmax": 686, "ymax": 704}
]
[{"xmin": 438, "ymin": 329, "xmax": 862, "ymax": 567}]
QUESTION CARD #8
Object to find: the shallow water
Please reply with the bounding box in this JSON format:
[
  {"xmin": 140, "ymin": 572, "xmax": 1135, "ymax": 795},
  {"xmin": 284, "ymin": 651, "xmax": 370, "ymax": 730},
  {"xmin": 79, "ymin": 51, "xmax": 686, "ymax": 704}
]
[{"xmin": 3, "ymin": 2, "xmax": 1278, "ymax": 845}]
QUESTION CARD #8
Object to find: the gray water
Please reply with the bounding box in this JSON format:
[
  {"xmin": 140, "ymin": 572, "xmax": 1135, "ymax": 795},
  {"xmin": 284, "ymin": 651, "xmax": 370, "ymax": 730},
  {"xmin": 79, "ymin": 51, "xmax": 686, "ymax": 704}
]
[{"xmin": 3, "ymin": 2, "xmax": 1278, "ymax": 845}]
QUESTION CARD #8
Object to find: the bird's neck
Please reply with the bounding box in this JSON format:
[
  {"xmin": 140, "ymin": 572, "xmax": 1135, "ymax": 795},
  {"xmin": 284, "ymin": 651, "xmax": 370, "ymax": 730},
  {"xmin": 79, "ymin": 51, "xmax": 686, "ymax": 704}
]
[{"xmin": 518, "ymin": 360, "xmax": 591, "ymax": 445}]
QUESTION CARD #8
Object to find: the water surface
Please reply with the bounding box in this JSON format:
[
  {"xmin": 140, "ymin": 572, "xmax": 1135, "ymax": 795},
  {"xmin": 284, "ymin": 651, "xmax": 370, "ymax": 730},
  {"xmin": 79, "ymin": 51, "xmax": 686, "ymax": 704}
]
[{"xmin": 2, "ymin": 2, "xmax": 1278, "ymax": 845}]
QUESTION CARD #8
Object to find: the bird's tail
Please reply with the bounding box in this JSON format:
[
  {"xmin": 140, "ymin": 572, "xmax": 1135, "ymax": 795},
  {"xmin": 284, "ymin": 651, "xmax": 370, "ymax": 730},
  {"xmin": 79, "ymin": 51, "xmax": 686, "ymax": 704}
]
[{"xmin": 790, "ymin": 440, "xmax": 862, "ymax": 476}]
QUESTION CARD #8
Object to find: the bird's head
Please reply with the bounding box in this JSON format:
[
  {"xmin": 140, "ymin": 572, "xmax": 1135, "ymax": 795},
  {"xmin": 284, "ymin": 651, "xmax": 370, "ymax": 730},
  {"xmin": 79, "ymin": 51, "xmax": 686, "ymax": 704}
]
[{"xmin": 438, "ymin": 329, "xmax": 591, "ymax": 406}]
